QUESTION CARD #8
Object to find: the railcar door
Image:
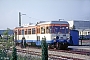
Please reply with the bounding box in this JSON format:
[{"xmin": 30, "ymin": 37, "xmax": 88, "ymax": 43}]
[{"xmin": 36, "ymin": 36, "xmax": 41, "ymax": 46}]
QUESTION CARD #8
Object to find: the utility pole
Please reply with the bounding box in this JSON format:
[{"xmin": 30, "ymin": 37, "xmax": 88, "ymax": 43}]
[
  {"xmin": 19, "ymin": 12, "xmax": 21, "ymax": 26},
  {"xmin": 81, "ymin": 30, "xmax": 83, "ymax": 45}
]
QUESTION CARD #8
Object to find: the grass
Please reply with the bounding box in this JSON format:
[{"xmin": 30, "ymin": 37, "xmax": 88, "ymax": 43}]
[
  {"xmin": 7, "ymin": 53, "xmax": 41, "ymax": 60},
  {"xmin": 0, "ymin": 37, "xmax": 42, "ymax": 60}
]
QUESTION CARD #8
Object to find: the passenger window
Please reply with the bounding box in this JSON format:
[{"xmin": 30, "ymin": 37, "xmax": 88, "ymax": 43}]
[
  {"xmin": 25, "ymin": 29, "xmax": 27, "ymax": 35},
  {"xmin": 28, "ymin": 29, "xmax": 31, "ymax": 34},
  {"xmin": 46, "ymin": 27, "xmax": 49, "ymax": 33},
  {"xmin": 41, "ymin": 27, "xmax": 45, "ymax": 34},
  {"xmin": 32, "ymin": 28, "xmax": 35, "ymax": 34}
]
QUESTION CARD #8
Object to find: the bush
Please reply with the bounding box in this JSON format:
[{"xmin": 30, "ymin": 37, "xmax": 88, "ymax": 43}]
[{"xmin": 41, "ymin": 37, "xmax": 48, "ymax": 60}]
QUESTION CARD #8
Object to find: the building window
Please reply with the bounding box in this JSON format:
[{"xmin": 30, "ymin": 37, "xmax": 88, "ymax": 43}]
[
  {"xmin": 28, "ymin": 29, "xmax": 31, "ymax": 34},
  {"xmin": 32, "ymin": 28, "xmax": 35, "ymax": 34},
  {"xmin": 84, "ymin": 32, "xmax": 87, "ymax": 35}
]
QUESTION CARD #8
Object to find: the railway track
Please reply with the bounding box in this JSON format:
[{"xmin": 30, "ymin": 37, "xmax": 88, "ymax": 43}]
[
  {"xmin": 29, "ymin": 46, "xmax": 90, "ymax": 56},
  {"xmin": 11, "ymin": 48, "xmax": 84, "ymax": 60},
  {"xmin": 16, "ymin": 46, "xmax": 90, "ymax": 56},
  {"xmin": 9, "ymin": 46, "xmax": 90, "ymax": 60},
  {"xmin": 49, "ymin": 48, "xmax": 90, "ymax": 56}
]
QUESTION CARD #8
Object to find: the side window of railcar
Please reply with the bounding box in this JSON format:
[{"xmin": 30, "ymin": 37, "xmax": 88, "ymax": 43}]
[
  {"xmin": 18, "ymin": 30, "xmax": 21, "ymax": 35},
  {"xmin": 32, "ymin": 28, "xmax": 35, "ymax": 34},
  {"xmin": 25, "ymin": 29, "xmax": 27, "ymax": 35},
  {"xmin": 46, "ymin": 27, "xmax": 49, "ymax": 33},
  {"xmin": 37, "ymin": 28, "xmax": 40, "ymax": 34},
  {"xmin": 46, "ymin": 26, "xmax": 54, "ymax": 34},
  {"xmin": 22, "ymin": 29, "xmax": 24, "ymax": 35},
  {"xmin": 28, "ymin": 29, "xmax": 31, "ymax": 34},
  {"xmin": 15, "ymin": 30, "xmax": 17, "ymax": 35},
  {"xmin": 41, "ymin": 27, "xmax": 45, "ymax": 34}
]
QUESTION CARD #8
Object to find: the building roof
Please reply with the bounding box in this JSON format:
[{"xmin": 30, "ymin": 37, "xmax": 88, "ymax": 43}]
[{"xmin": 67, "ymin": 20, "xmax": 90, "ymax": 30}]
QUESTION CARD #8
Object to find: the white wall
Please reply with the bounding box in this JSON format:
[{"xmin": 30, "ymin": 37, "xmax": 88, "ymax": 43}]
[{"xmin": 67, "ymin": 20, "xmax": 74, "ymax": 29}]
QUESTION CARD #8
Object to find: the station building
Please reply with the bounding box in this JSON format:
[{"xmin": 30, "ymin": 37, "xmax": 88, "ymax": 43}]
[{"xmin": 67, "ymin": 20, "xmax": 90, "ymax": 36}]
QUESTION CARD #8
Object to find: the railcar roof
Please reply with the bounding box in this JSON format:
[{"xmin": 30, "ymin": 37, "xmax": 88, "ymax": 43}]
[
  {"xmin": 14, "ymin": 21, "xmax": 69, "ymax": 29},
  {"xmin": 15, "ymin": 24, "xmax": 36, "ymax": 28},
  {"xmin": 37, "ymin": 21, "xmax": 69, "ymax": 25}
]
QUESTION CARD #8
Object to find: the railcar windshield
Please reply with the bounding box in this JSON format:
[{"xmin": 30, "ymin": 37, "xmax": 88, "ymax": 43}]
[{"xmin": 48, "ymin": 26, "xmax": 69, "ymax": 34}]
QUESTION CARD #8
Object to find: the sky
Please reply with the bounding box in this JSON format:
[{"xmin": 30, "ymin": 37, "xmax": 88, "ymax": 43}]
[{"xmin": 0, "ymin": 0, "xmax": 90, "ymax": 29}]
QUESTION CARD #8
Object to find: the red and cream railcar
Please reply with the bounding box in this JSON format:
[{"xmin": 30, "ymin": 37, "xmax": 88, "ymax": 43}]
[{"xmin": 14, "ymin": 21, "xmax": 70, "ymax": 46}]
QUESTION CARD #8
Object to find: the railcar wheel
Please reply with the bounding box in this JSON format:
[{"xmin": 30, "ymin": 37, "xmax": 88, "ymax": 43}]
[
  {"xmin": 57, "ymin": 42, "xmax": 68, "ymax": 50},
  {"xmin": 63, "ymin": 43, "xmax": 68, "ymax": 49},
  {"xmin": 31, "ymin": 42, "xmax": 36, "ymax": 47},
  {"xmin": 56, "ymin": 42, "xmax": 61, "ymax": 50},
  {"xmin": 48, "ymin": 44, "xmax": 54, "ymax": 49}
]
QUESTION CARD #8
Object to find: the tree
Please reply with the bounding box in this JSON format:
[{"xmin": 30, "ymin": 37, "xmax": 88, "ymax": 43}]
[
  {"xmin": 41, "ymin": 36, "xmax": 48, "ymax": 60},
  {"xmin": 0, "ymin": 49, "xmax": 7, "ymax": 60},
  {"xmin": 11, "ymin": 46, "xmax": 17, "ymax": 60},
  {"xmin": 3, "ymin": 28, "xmax": 10, "ymax": 40},
  {"xmin": 3, "ymin": 30, "xmax": 8, "ymax": 35}
]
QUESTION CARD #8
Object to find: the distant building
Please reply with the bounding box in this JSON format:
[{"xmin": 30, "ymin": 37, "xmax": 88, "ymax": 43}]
[
  {"xmin": 0, "ymin": 30, "xmax": 14, "ymax": 39},
  {"xmin": 67, "ymin": 20, "xmax": 90, "ymax": 29},
  {"xmin": 67, "ymin": 20, "xmax": 90, "ymax": 36},
  {"xmin": 0, "ymin": 30, "xmax": 13, "ymax": 35}
]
